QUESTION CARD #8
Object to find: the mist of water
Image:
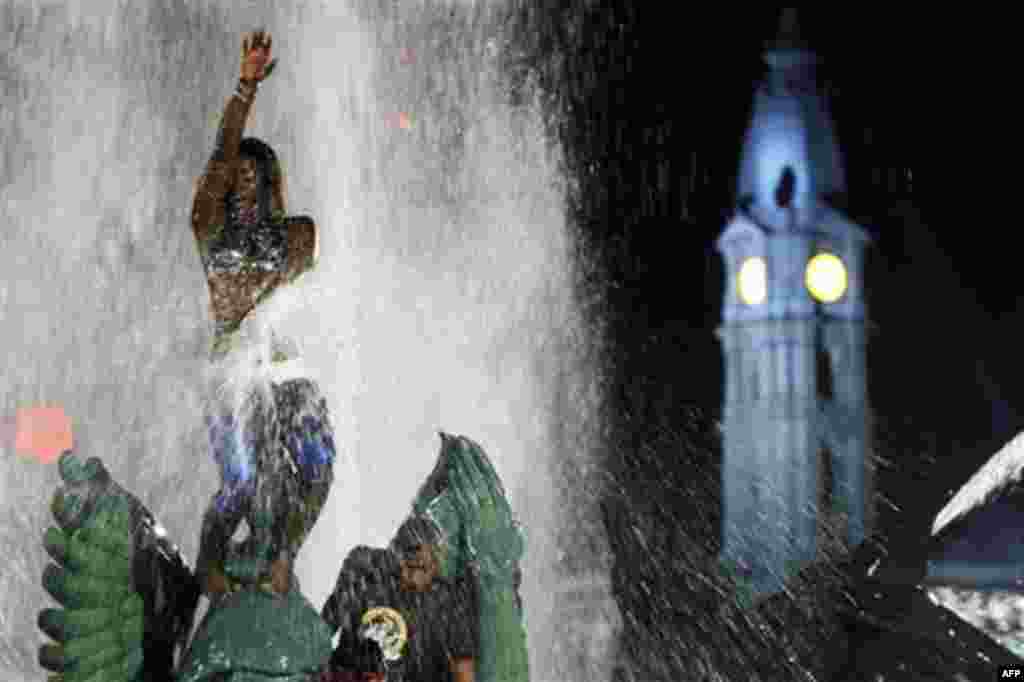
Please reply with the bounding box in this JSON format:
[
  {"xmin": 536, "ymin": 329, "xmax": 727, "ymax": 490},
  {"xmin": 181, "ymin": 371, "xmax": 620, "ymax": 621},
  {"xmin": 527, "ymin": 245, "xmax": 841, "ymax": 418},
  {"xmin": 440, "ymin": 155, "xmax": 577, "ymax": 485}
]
[{"xmin": 0, "ymin": 1, "xmax": 618, "ymax": 680}]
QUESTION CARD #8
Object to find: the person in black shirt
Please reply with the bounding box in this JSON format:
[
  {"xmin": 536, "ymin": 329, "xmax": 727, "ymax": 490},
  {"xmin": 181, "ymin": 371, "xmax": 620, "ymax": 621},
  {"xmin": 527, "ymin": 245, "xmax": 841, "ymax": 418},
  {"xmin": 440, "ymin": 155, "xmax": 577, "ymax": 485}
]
[{"xmin": 323, "ymin": 517, "xmax": 478, "ymax": 682}]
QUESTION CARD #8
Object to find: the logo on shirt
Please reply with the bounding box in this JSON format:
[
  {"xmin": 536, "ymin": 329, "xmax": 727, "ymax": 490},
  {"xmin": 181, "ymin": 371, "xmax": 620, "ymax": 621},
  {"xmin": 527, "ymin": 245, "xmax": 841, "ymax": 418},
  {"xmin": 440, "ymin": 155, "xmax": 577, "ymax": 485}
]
[{"xmin": 360, "ymin": 606, "xmax": 408, "ymax": 662}]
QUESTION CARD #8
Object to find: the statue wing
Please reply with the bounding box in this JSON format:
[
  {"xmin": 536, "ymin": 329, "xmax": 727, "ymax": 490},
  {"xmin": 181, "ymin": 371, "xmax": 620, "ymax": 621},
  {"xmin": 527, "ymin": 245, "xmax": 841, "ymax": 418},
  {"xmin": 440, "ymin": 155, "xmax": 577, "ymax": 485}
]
[
  {"xmin": 408, "ymin": 432, "xmax": 530, "ymax": 682},
  {"xmin": 38, "ymin": 453, "xmax": 200, "ymax": 682}
]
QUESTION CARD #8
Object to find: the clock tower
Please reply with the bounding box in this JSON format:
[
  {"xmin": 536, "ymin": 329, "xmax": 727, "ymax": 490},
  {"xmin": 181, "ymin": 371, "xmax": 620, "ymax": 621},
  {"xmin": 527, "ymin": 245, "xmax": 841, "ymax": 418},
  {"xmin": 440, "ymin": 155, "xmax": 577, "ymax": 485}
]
[{"xmin": 717, "ymin": 9, "xmax": 872, "ymax": 596}]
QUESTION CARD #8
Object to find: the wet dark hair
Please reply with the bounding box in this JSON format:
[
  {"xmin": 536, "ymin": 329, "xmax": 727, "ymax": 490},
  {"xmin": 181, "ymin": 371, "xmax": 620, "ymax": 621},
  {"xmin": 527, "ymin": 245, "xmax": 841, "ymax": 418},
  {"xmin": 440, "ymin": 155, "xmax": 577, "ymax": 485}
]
[
  {"xmin": 239, "ymin": 137, "xmax": 277, "ymax": 165},
  {"xmin": 343, "ymin": 545, "xmax": 399, "ymax": 579},
  {"xmin": 230, "ymin": 137, "xmax": 278, "ymax": 223},
  {"xmin": 237, "ymin": 136, "xmax": 274, "ymax": 191},
  {"xmin": 392, "ymin": 516, "xmax": 443, "ymax": 556}
]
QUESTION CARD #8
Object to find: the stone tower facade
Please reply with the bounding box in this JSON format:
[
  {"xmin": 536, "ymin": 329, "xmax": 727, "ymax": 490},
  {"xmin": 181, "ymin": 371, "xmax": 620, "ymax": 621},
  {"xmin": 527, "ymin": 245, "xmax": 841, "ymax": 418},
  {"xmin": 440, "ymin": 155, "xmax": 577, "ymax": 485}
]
[{"xmin": 717, "ymin": 9, "xmax": 872, "ymax": 596}]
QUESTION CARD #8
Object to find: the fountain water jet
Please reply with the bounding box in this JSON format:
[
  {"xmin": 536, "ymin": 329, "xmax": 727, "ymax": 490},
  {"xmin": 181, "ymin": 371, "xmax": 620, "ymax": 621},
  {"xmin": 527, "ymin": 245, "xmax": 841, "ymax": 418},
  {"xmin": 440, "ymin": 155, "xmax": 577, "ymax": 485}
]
[{"xmin": 1, "ymin": 1, "xmax": 619, "ymax": 680}]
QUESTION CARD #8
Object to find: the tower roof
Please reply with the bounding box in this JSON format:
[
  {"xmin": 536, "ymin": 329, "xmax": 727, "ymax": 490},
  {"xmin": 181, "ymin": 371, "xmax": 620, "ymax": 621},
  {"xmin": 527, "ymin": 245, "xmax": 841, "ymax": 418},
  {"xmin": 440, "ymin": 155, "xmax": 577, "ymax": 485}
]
[
  {"xmin": 736, "ymin": 9, "xmax": 845, "ymax": 230},
  {"xmin": 764, "ymin": 8, "xmax": 816, "ymax": 69}
]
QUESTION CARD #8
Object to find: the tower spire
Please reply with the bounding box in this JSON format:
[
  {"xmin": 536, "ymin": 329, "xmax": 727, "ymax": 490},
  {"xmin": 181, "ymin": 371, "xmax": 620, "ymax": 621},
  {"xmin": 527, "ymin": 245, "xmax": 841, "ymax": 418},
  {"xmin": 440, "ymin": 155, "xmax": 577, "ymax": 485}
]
[
  {"xmin": 769, "ymin": 8, "xmax": 805, "ymax": 52},
  {"xmin": 764, "ymin": 8, "xmax": 815, "ymax": 68},
  {"xmin": 736, "ymin": 7, "xmax": 843, "ymax": 225}
]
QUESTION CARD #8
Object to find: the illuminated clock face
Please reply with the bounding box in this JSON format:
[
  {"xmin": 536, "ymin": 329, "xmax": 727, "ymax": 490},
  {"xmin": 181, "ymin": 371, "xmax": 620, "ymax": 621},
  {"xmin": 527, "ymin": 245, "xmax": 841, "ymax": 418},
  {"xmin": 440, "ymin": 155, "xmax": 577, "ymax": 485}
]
[
  {"xmin": 737, "ymin": 257, "xmax": 767, "ymax": 305},
  {"xmin": 805, "ymin": 252, "xmax": 848, "ymax": 303}
]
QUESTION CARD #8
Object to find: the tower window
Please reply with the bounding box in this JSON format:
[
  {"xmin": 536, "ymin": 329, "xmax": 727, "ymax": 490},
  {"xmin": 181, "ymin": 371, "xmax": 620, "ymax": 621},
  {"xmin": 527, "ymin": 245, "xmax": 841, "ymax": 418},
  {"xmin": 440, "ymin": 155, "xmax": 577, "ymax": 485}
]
[{"xmin": 775, "ymin": 166, "xmax": 796, "ymax": 208}]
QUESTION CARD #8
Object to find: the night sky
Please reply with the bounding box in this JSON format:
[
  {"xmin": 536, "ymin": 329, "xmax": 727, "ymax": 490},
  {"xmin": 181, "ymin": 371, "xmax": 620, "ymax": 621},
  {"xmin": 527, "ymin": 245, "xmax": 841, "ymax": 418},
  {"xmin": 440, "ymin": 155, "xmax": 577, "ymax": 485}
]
[
  {"xmin": 509, "ymin": 5, "xmax": 1024, "ymax": 676},
  {"xmin": 505, "ymin": 5, "xmax": 1023, "ymax": 546}
]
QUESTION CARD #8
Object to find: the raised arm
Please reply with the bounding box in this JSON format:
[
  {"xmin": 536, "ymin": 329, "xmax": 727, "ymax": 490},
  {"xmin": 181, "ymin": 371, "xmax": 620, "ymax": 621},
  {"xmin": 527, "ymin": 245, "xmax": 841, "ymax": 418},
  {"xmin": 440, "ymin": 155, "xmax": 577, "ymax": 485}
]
[{"xmin": 191, "ymin": 31, "xmax": 274, "ymax": 264}]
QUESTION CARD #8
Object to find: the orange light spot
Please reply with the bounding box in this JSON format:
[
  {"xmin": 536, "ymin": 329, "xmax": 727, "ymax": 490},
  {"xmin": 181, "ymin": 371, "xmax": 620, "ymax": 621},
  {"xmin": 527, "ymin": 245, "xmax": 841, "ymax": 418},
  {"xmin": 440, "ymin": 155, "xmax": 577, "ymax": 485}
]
[
  {"xmin": 0, "ymin": 417, "xmax": 15, "ymax": 448},
  {"xmin": 14, "ymin": 406, "xmax": 73, "ymax": 464},
  {"xmin": 398, "ymin": 112, "xmax": 412, "ymax": 130}
]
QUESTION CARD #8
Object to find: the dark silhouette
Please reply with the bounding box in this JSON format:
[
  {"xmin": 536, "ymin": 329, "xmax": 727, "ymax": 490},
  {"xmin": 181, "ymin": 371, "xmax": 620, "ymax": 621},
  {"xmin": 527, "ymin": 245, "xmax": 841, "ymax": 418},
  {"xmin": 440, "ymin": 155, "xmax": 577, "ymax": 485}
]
[{"xmin": 775, "ymin": 165, "xmax": 796, "ymax": 208}]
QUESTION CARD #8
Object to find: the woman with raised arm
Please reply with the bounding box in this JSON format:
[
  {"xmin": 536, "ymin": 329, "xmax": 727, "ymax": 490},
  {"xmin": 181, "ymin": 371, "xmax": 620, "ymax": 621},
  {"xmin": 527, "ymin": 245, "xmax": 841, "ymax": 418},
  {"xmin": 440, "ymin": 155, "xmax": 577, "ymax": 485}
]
[{"xmin": 191, "ymin": 30, "xmax": 335, "ymax": 602}]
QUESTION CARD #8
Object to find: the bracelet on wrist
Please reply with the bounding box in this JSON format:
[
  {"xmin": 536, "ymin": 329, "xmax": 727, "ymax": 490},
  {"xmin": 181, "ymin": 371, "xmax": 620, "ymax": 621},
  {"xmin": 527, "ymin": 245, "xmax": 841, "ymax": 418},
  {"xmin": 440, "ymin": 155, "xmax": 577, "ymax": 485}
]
[{"xmin": 234, "ymin": 78, "xmax": 258, "ymax": 102}]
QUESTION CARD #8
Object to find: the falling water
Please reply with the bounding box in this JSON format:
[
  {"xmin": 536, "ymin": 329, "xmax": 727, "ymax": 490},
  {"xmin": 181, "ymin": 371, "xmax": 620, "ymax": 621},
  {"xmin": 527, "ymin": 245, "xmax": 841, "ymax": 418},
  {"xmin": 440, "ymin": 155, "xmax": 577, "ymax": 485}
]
[{"xmin": 0, "ymin": 1, "xmax": 618, "ymax": 680}]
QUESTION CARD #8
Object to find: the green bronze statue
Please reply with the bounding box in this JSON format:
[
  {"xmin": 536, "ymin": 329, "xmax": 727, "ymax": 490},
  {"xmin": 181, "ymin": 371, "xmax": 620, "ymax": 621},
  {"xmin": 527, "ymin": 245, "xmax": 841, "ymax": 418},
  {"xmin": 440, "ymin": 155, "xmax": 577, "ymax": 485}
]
[{"xmin": 38, "ymin": 432, "xmax": 529, "ymax": 681}]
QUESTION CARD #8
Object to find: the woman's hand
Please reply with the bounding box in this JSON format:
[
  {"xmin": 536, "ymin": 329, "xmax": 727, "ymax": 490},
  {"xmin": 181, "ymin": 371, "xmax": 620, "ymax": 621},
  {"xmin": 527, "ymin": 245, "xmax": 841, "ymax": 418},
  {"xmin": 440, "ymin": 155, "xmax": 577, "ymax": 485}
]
[{"xmin": 240, "ymin": 30, "xmax": 276, "ymax": 82}]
